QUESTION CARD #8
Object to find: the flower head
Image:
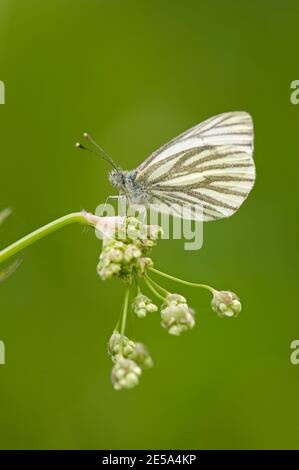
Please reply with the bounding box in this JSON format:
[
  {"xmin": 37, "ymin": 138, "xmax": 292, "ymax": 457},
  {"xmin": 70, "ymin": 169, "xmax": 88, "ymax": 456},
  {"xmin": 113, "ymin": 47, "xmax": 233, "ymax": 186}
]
[
  {"xmin": 111, "ymin": 358, "xmax": 142, "ymax": 390},
  {"xmin": 211, "ymin": 290, "xmax": 241, "ymax": 318},
  {"xmin": 161, "ymin": 293, "xmax": 195, "ymax": 336},
  {"xmin": 108, "ymin": 331, "xmax": 153, "ymax": 390},
  {"xmin": 132, "ymin": 293, "xmax": 158, "ymax": 318},
  {"xmin": 89, "ymin": 213, "xmax": 243, "ymax": 386},
  {"xmin": 108, "ymin": 331, "xmax": 135, "ymax": 359},
  {"xmin": 97, "ymin": 217, "xmax": 161, "ymax": 283}
]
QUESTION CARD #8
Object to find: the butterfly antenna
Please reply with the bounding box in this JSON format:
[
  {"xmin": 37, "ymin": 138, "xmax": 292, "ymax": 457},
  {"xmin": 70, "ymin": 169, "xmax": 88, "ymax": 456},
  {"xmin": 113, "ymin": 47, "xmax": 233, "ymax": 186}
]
[
  {"xmin": 83, "ymin": 132, "xmax": 118, "ymax": 170},
  {"xmin": 75, "ymin": 138, "xmax": 118, "ymax": 170}
]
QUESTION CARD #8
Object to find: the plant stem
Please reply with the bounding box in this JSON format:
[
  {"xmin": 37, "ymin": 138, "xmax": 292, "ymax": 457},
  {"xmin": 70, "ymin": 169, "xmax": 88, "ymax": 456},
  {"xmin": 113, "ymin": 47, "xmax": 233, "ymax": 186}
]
[
  {"xmin": 144, "ymin": 276, "xmax": 166, "ymax": 302},
  {"xmin": 145, "ymin": 274, "xmax": 169, "ymax": 296},
  {"xmin": 149, "ymin": 267, "xmax": 214, "ymax": 293},
  {"xmin": 0, "ymin": 212, "xmax": 90, "ymax": 264},
  {"xmin": 120, "ymin": 287, "xmax": 130, "ymax": 337}
]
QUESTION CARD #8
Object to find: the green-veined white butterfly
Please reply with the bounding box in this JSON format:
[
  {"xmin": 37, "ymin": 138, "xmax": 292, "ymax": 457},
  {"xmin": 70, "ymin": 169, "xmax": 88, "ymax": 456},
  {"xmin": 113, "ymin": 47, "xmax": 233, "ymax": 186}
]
[{"xmin": 77, "ymin": 111, "xmax": 255, "ymax": 221}]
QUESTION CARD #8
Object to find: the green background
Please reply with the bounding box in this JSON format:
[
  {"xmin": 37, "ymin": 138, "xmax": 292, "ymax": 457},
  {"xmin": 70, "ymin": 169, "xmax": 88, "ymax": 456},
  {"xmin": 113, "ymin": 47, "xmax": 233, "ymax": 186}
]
[{"xmin": 0, "ymin": 0, "xmax": 298, "ymax": 450}]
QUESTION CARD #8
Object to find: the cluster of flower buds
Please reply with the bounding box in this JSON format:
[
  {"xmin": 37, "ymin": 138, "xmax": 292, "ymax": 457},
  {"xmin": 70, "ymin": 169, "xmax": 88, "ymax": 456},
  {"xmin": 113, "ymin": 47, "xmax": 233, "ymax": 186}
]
[
  {"xmin": 93, "ymin": 215, "xmax": 243, "ymax": 388},
  {"xmin": 211, "ymin": 290, "xmax": 242, "ymax": 318},
  {"xmin": 97, "ymin": 217, "xmax": 162, "ymax": 283},
  {"xmin": 132, "ymin": 293, "xmax": 158, "ymax": 318},
  {"xmin": 111, "ymin": 358, "xmax": 142, "ymax": 390},
  {"xmin": 160, "ymin": 293, "xmax": 195, "ymax": 336},
  {"xmin": 108, "ymin": 331, "xmax": 153, "ymax": 390}
]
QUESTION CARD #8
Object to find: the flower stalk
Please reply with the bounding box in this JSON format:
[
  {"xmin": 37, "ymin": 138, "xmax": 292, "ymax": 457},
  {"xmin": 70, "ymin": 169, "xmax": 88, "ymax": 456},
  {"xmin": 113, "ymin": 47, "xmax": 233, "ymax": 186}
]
[
  {"xmin": 120, "ymin": 287, "xmax": 130, "ymax": 337},
  {"xmin": 149, "ymin": 267, "xmax": 215, "ymax": 293},
  {"xmin": 0, "ymin": 212, "xmax": 92, "ymax": 264}
]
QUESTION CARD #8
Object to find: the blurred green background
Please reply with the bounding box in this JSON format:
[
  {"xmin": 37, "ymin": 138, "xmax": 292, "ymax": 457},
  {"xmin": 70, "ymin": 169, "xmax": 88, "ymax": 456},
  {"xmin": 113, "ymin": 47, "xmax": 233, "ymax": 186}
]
[{"xmin": 0, "ymin": 0, "xmax": 298, "ymax": 450}]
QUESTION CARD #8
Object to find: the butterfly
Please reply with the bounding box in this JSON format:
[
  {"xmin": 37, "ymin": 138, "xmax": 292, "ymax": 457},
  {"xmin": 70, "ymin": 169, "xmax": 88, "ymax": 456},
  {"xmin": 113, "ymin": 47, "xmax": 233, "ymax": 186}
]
[{"xmin": 77, "ymin": 111, "xmax": 255, "ymax": 221}]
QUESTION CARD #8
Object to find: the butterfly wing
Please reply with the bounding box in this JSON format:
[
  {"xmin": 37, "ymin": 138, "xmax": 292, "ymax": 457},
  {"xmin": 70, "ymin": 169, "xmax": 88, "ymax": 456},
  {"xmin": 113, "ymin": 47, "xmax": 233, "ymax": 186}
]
[{"xmin": 135, "ymin": 112, "xmax": 255, "ymax": 221}]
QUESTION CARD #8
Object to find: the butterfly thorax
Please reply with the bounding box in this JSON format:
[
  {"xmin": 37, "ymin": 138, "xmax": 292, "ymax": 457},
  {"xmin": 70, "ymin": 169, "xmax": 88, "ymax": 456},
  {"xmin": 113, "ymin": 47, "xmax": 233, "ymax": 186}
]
[{"xmin": 109, "ymin": 169, "xmax": 148, "ymax": 204}]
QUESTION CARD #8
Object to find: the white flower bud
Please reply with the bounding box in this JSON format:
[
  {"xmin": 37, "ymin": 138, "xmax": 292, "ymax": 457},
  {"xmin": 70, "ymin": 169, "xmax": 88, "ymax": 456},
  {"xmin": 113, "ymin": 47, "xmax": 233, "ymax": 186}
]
[
  {"xmin": 132, "ymin": 294, "xmax": 158, "ymax": 318},
  {"xmin": 136, "ymin": 257, "xmax": 153, "ymax": 275},
  {"xmin": 133, "ymin": 342, "xmax": 154, "ymax": 369},
  {"xmin": 146, "ymin": 303, "xmax": 158, "ymax": 313},
  {"xmin": 211, "ymin": 290, "xmax": 241, "ymax": 318},
  {"xmin": 167, "ymin": 293, "xmax": 187, "ymax": 304},
  {"xmin": 168, "ymin": 324, "xmax": 188, "ymax": 336},
  {"xmin": 123, "ymin": 344, "xmax": 135, "ymax": 356},
  {"xmin": 137, "ymin": 308, "xmax": 147, "ymax": 318},
  {"xmin": 111, "ymin": 358, "xmax": 142, "ymax": 390},
  {"xmin": 108, "ymin": 332, "xmax": 153, "ymax": 373},
  {"xmin": 114, "ymin": 241, "xmax": 125, "ymax": 249},
  {"xmin": 115, "ymin": 368, "xmax": 125, "ymax": 380},
  {"xmin": 124, "ymin": 244, "xmax": 142, "ymax": 263},
  {"xmin": 108, "ymin": 331, "xmax": 123, "ymax": 357},
  {"xmin": 109, "ymin": 248, "xmax": 123, "ymax": 263},
  {"xmin": 161, "ymin": 293, "xmax": 195, "ymax": 336},
  {"xmin": 141, "ymin": 239, "xmax": 155, "ymax": 248}
]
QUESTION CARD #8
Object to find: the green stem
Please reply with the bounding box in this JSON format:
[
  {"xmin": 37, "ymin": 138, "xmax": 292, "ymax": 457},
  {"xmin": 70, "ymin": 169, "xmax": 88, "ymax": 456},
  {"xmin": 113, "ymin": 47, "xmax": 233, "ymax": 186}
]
[
  {"xmin": 133, "ymin": 272, "xmax": 141, "ymax": 294},
  {"xmin": 0, "ymin": 212, "xmax": 91, "ymax": 264},
  {"xmin": 145, "ymin": 274, "xmax": 169, "ymax": 296},
  {"xmin": 120, "ymin": 287, "xmax": 130, "ymax": 337},
  {"xmin": 144, "ymin": 276, "xmax": 166, "ymax": 302},
  {"xmin": 149, "ymin": 267, "xmax": 215, "ymax": 293}
]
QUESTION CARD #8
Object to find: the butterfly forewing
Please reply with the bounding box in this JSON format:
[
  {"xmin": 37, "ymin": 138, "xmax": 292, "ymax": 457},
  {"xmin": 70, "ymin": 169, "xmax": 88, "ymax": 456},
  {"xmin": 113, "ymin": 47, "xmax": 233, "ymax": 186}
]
[{"xmin": 135, "ymin": 112, "xmax": 255, "ymax": 221}]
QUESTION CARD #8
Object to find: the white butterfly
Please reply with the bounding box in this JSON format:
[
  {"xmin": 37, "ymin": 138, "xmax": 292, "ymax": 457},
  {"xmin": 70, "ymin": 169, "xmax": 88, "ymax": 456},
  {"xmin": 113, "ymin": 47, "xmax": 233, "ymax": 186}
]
[{"xmin": 79, "ymin": 112, "xmax": 255, "ymax": 221}]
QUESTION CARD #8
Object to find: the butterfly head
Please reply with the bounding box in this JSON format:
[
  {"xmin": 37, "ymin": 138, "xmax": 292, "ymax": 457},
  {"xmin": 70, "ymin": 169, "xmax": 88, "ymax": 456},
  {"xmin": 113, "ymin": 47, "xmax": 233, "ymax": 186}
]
[{"xmin": 109, "ymin": 168, "xmax": 126, "ymax": 189}]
